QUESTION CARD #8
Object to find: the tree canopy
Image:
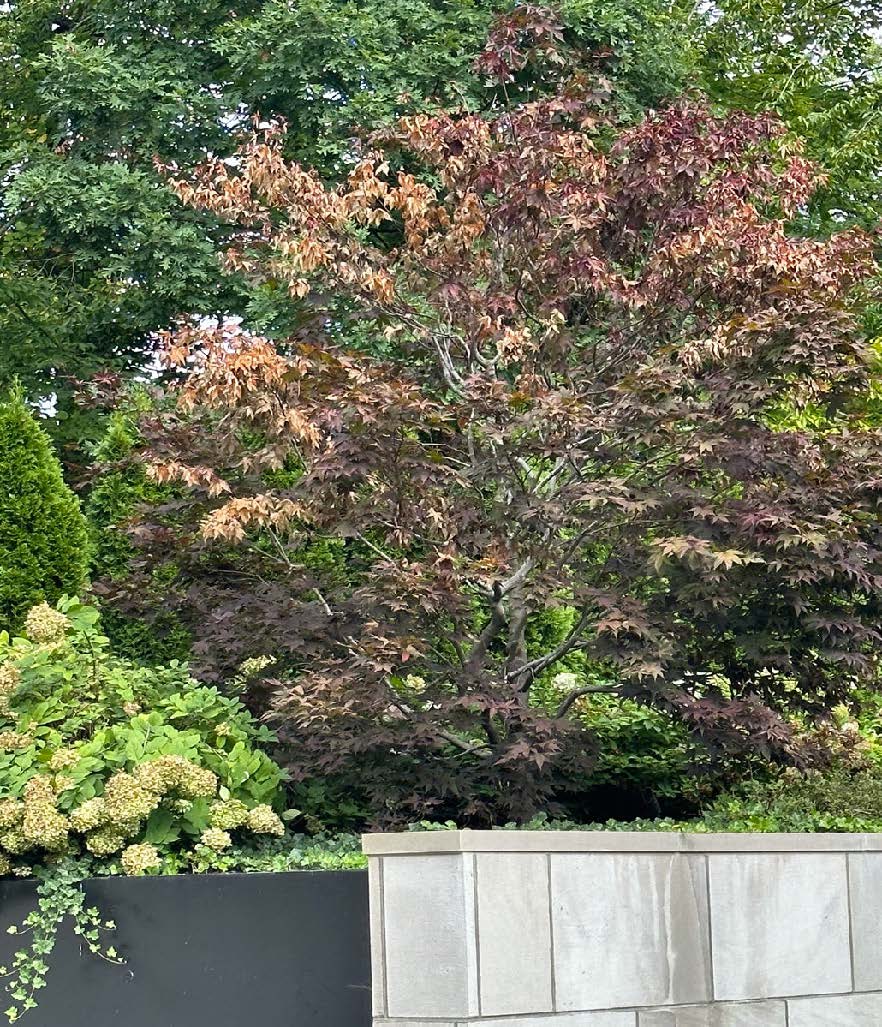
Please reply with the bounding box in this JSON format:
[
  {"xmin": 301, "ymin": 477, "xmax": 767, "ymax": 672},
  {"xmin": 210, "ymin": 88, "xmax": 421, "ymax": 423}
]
[
  {"xmin": 696, "ymin": 0, "xmax": 882, "ymax": 229},
  {"xmin": 4, "ymin": 1, "xmax": 882, "ymax": 824},
  {"xmin": 0, "ymin": 0, "xmax": 692, "ymax": 453},
  {"xmin": 98, "ymin": 8, "xmax": 882, "ymax": 822},
  {"xmin": 6, "ymin": 0, "xmax": 882, "ymax": 454}
]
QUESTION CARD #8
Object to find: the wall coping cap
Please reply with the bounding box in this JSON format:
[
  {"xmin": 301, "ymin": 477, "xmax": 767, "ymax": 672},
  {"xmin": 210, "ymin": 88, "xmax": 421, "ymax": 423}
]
[{"xmin": 361, "ymin": 829, "xmax": 882, "ymax": 855}]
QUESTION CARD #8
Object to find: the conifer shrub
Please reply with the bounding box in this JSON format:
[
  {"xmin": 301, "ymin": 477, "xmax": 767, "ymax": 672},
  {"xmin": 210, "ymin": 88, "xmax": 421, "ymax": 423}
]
[{"xmin": 0, "ymin": 392, "xmax": 89, "ymax": 632}]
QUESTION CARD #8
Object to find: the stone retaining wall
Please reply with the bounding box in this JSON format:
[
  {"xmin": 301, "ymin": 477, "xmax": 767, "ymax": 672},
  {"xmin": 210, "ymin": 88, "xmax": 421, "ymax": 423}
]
[{"xmin": 363, "ymin": 831, "xmax": 882, "ymax": 1026}]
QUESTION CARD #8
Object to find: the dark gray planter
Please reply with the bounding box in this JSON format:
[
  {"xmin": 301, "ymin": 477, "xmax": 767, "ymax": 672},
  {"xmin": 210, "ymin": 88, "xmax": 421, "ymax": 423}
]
[{"xmin": 0, "ymin": 870, "xmax": 370, "ymax": 1027}]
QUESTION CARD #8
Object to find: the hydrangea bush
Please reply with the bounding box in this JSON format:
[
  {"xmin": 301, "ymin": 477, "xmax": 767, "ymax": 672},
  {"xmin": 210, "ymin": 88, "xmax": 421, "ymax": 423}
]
[
  {"xmin": 0, "ymin": 598, "xmax": 287, "ymax": 878},
  {"xmin": 0, "ymin": 598, "xmax": 299, "ymax": 1020}
]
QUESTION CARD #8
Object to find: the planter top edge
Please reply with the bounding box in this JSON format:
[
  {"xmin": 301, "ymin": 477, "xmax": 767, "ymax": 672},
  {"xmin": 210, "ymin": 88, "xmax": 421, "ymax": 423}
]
[
  {"xmin": 0, "ymin": 867, "xmax": 366, "ymax": 888},
  {"xmin": 360, "ymin": 829, "xmax": 882, "ymax": 855}
]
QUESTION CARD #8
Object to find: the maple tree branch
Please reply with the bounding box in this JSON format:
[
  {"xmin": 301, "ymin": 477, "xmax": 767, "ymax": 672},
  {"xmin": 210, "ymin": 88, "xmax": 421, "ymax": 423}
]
[
  {"xmin": 388, "ymin": 694, "xmax": 492, "ymax": 756},
  {"xmin": 555, "ymin": 684, "xmax": 619, "ymax": 718},
  {"xmin": 312, "ymin": 588, "xmax": 333, "ymax": 617},
  {"xmin": 356, "ymin": 532, "xmax": 394, "ymax": 562},
  {"xmin": 482, "ymin": 710, "xmax": 501, "ymax": 747},
  {"xmin": 464, "ymin": 585, "xmax": 507, "ymax": 676},
  {"xmin": 515, "ymin": 609, "xmax": 591, "ymax": 691},
  {"xmin": 505, "ymin": 592, "xmax": 529, "ymax": 679},
  {"xmin": 499, "ymin": 558, "xmax": 533, "ymax": 596},
  {"xmin": 438, "ymin": 729, "xmax": 493, "ymax": 756}
]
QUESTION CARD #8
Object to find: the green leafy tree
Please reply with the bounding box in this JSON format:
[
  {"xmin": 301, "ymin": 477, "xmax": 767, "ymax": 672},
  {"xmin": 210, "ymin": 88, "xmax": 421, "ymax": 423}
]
[
  {"xmin": 0, "ymin": 391, "xmax": 89, "ymax": 631},
  {"xmin": 4, "ymin": 0, "xmax": 882, "ymax": 449},
  {"xmin": 694, "ymin": 0, "xmax": 882, "ymax": 229},
  {"xmin": 85, "ymin": 397, "xmax": 191, "ymax": 663},
  {"xmin": 0, "ymin": 0, "xmax": 693, "ymax": 449}
]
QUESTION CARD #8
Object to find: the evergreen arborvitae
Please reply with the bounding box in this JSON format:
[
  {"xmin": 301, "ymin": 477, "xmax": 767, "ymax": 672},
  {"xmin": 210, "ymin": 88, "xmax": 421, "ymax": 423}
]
[{"xmin": 0, "ymin": 391, "xmax": 89, "ymax": 631}]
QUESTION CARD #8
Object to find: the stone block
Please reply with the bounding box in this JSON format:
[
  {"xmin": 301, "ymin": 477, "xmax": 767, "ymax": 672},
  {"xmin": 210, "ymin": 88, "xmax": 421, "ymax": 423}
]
[
  {"xmin": 847, "ymin": 852, "xmax": 882, "ymax": 990},
  {"xmin": 470, "ymin": 1014, "xmax": 636, "ymax": 1026},
  {"xmin": 368, "ymin": 857, "xmax": 387, "ymax": 1016},
  {"xmin": 475, "ymin": 852, "xmax": 553, "ymax": 1015},
  {"xmin": 374, "ymin": 1016, "xmax": 634, "ymax": 1027},
  {"xmin": 363, "ymin": 830, "xmax": 882, "ymax": 856},
  {"xmin": 637, "ymin": 1000, "xmax": 786, "ymax": 1025},
  {"xmin": 550, "ymin": 853, "xmax": 711, "ymax": 1010},
  {"xmin": 382, "ymin": 853, "xmax": 479, "ymax": 1018},
  {"xmin": 786, "ymin": 993, "xmax": 882, "ymax": 1025},
  {"xmin": 707, "ymin": 853, "xmax": 851, "ymax": 1000},
  {"xmin": 373, "ymin": 1021, "xmax": 458, "ymax": 1027}
]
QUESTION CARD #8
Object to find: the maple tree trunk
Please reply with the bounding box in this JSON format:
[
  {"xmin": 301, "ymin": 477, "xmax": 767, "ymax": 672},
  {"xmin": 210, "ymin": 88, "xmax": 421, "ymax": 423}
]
[{"xmin": 506, "ymin": 588, "xmax": 530, "ymax": 701}]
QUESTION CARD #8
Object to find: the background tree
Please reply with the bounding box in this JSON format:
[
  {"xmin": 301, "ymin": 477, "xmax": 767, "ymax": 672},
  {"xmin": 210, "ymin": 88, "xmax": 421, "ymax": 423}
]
[
  {"xmin": 5, "ymin": 0, "xmax": 882, "ymax": 459},
  {"xmin": 0, "ymin": 0, "xmax": 692, "ymax": 457},
  {"xmin": 696, "ymin": 0, "xmax": 882, "ymax": 229},
  {"xmin": 104, "ymin": 10, "xmax": 882, "ymax": 824},
  {"xmin": 85, "ymin": 394, "xmax": 191, "ymax": 663},
  {"xmin": 694, "ymin": 0, "xmax": 882, "ymax": 445},
  {"xmin": 0, "ymin": 390, "xmax": 89, "ymax": 631}
]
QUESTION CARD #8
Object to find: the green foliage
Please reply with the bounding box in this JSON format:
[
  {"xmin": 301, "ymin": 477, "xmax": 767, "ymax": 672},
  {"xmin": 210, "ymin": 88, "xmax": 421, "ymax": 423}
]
[
  {"xmin": 0, "ymin": 394, "xmax": 89, "ymax": 634},
  {"xmin": 0, "ymin": 596, "xmax": 366, "ymax": 1022},
  {"xmin": 3, "ymin": 0, "xmax": 881, "ymax": 449},
  {"xmin": 171, "ymin": 831, "xmax": 367, "ymax": 874},
  {"xmin": 85, "ymin": 400, "xmax": 191, "ymax": 664},
  {"xmin": 576, "ymin": 697, "xmax": 703, "ymax": 799},
  {"xmin": 217, "ymin": 0, "xmax": 691, "ymax": 173},
  {"xmin": 0, "ymin": 597, "xmax": 287, "ymax": 873},
  {"xmin": 286, "ymin": 778, "xmax": 373, "ymax": 835},
  {"xmin": 484, "ymin": 763, "xmax": 882, "ymax": 834},
  {"xmin": 694, "ymin": 0, "xmax": 882, "ymax": 229},
  {"xmin": 0, "ymin": 0, "xmax": 692, "ymax": 442},
  {"xmin": 1, "ymin": 859, "xmax": 121, "ymax": 1023},
  {"xmin": 527, "ymin": 608, "xmax": 709, "ymax": 806},
  {"xmin": 86, "ymin": 403, "xmax": 164, "ymax": 583},
  {"xmin": 693, "ymin": 769, "xmax": 882, "ymax": 833},
  {"xmin": 0, "ymin": 0, "xmax": 244, "ymax": 450}
]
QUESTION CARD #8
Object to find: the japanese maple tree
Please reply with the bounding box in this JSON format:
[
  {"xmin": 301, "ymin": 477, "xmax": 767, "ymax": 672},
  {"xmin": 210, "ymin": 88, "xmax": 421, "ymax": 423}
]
[{"xmin": 118, "ymin": 8, "xmax": 882, "ymax": 822}]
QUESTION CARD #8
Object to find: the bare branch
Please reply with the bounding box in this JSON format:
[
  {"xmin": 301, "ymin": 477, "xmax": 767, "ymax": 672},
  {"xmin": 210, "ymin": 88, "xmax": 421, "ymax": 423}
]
[
  {"xmin": 515, "ymin": 609, "xmax": 591, "ymax": 691},
  {"xmin": 463, "ymin": 585, "xmax": 507, "ymax": 677},
  {"xmin": 312, "ymin": 588, "xmax": 333, "ymax": 617},
  {"xmin": 499, "ymin": 558, "xmax": 533, "ymax": 596},
  {"xmin": 388, "ymin": 695, "xmax": 492, "ymax": 755},
  {"xmin": 555, "ymin": 684, "xmax": 619, "ymax": 718},
  {"xmin": 438, "ymin": 729, "xmax": 493, "ymax": 756},
  {"xmin": 356, "ymin": 532, "xmax": 395, "ymax": 562}
]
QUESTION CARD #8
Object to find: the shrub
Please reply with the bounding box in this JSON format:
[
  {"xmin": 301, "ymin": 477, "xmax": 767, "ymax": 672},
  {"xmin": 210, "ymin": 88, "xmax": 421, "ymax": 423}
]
[
  {"xmin": 0, "ymin": 598, "xmax": 300, "ymax": 1021},
  {"xmin": 501, "ymin": 764, "xmax": 882, "ymax": 834},
  {"xmin": 0, "ymin": 598, "xmax": 287, "ymax": 876},
  {"xmin": 694, "ymin": 768, "xmax": 882, "ymax": 833},
  {"xmin": 0, "ymin": 392, "xmax": 89, "ymax": 633},
  {"xmin": 85, "ymin": 401, "xmax": 191, "ymax": 664},
  {"xmin": 86, "ymin": 405, "xmax": 156, "ymax": 584}
]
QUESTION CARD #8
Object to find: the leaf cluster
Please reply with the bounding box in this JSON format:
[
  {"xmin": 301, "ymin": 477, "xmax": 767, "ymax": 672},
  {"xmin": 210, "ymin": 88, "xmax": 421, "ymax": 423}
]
[{"xmin": 0, "ymin": 598, "xmax": 288, "ymax": 871}]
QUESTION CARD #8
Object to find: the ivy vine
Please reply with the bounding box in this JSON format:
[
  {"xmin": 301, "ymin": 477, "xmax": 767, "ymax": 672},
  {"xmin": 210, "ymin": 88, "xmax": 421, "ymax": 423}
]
[{"xmin": 0, "ymin": 859, "xmax": 121, "ymax": 1022}]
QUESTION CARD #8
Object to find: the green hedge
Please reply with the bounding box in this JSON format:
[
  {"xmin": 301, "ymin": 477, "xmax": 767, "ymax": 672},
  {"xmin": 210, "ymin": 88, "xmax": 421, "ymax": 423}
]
[{"xmin": 0, "ymin": 392, "xmax": 89, "ymax": 633}]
